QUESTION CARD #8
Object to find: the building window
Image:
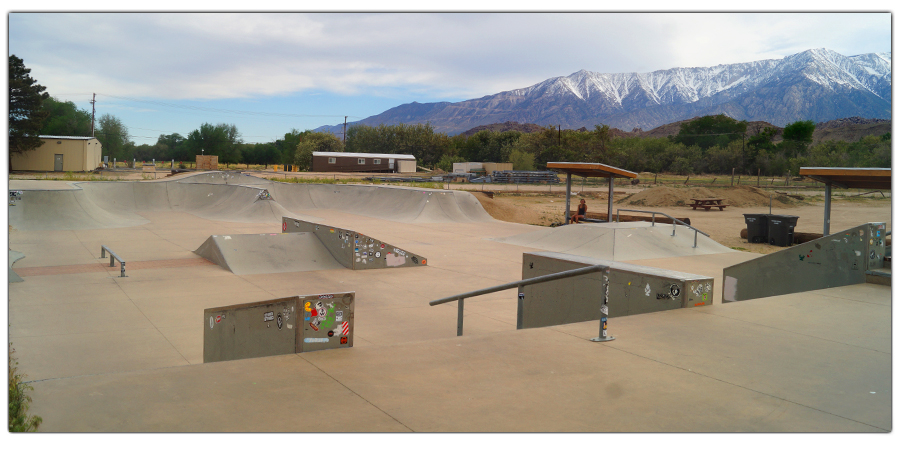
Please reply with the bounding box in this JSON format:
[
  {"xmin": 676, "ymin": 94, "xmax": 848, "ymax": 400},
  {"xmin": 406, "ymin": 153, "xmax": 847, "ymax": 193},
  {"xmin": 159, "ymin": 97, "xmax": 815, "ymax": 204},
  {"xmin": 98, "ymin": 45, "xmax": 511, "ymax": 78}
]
[
  {"xmin": 328, "ymin": 157, "xmax": 336, "ymax": 164},
  {"xmin": 358, "ymin": 158, "xmax": 366, "ymax": 165},
  {"xmin": 373, "ymin": 159, "xmax": 381, "ymax": 165}
]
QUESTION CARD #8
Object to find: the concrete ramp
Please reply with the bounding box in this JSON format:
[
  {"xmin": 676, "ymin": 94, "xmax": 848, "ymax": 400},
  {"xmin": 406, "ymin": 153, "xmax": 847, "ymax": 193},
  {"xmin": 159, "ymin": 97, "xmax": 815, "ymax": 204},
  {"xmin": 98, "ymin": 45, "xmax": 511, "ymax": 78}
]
[
  {"xmin": 492, "ymin": 222, "xmax": 734, "ymax": 262},
  {"xmin": 194, "ymin": 233, "xmax": 346, "ymax": 275}
]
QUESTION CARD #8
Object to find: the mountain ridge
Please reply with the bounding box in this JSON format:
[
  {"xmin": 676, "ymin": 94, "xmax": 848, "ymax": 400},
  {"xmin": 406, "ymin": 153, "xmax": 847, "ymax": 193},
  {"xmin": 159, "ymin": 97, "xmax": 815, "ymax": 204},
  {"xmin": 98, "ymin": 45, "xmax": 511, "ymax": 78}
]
[{"xmin": 316, "ymin": 49, "xmax": 891, "ymax": 135}]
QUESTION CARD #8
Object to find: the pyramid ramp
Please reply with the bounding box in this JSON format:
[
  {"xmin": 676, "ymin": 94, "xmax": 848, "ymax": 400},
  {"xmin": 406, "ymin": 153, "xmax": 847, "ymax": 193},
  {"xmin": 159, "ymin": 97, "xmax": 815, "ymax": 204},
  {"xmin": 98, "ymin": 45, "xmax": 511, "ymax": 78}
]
[
  {"xmin": 492, "ymin": 222, "xmax": 734, "ymax": 262},
  {"xmin": 194, "ymin": 232, "xmax": 346, "ymax": 275},
  {"xmin": 283, "ymin": 217, "xmax": 427, "ymax": 269}
]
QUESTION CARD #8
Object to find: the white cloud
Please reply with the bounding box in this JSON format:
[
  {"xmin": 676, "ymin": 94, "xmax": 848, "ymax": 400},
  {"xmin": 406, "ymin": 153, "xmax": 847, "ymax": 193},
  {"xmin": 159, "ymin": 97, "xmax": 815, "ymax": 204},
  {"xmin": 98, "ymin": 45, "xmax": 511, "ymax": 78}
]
[{"xmin": 9, "ymin": 12, "xmax": 891, "ymax": 103}]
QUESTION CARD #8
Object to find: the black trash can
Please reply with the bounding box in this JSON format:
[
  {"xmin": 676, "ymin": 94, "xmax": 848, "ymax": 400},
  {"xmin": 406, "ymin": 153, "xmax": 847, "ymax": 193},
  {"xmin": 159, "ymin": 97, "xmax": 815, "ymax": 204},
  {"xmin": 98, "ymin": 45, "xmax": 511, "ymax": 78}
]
[
  {"xmin": 744, "ymin": 214, "xmax": 769, "ymax": 243},
  {"xmin": 767, "ymin": 215, "xmax": 799, "ymax": 247}
]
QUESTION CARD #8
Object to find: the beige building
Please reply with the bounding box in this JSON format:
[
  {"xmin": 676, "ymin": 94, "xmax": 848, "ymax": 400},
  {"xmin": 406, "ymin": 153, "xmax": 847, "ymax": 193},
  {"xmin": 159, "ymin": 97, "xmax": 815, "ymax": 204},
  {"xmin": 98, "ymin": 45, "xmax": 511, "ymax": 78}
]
[{"xmin": 10, "ymin": 136, "xmax": 103, "ymax": 172}]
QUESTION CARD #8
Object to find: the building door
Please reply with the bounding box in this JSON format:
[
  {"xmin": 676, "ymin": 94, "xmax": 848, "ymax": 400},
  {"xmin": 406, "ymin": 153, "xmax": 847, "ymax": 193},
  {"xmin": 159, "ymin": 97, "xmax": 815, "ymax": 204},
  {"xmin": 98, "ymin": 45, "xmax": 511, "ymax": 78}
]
[
  {"xmin": 54, "ymin": 154, "xmax": 64, "ymax": 172},
  {"xmin": 389, "ymin": 158, "xmax": 395, "ymax": 171}
]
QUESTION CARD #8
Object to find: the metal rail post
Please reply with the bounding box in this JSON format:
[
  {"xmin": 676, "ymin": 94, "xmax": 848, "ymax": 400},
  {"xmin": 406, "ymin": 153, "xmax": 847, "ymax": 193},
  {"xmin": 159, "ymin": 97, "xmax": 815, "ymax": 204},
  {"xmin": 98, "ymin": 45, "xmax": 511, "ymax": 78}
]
[
  {"xmin": 591, "ymin": 267, "xmax": 615, "ymax": 342},
  {"xmin": 100, "ymin": 245, "xmax": 127, "ymax": 278},
  {"xmin": 516, "ymin": 291, "xmax": 524, "ymax": 329},
  {"xmin": 457, "ymin": 299, "xmax": 464, "ymax": 336}
]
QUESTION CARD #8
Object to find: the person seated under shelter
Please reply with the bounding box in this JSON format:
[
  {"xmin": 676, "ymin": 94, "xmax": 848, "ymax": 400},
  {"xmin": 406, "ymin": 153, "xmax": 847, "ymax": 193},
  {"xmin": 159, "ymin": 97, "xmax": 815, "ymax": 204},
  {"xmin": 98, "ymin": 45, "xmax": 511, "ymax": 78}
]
[{"xmin": 572, "ymin": 199, "xmax": 587, "ymax": 223}]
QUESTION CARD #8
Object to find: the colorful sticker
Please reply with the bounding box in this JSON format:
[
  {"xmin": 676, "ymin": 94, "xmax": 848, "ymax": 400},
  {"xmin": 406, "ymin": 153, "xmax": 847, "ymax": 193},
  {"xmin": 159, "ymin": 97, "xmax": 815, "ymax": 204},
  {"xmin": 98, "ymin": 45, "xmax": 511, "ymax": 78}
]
[
  {"xmin": 304, "ymin": 338, "xmax": 328, "ymax": 343},
  {"xmin": 340, "ymin": 337, "xmax": 348, "ymax": 345},
  {"xmin": 263, "ymin": 311, "xmax": 275, "ymax": 322},
  {"xmin": 309, "ymin": 322, "xmax": 319, "ymax": 331},
  {"xmin": 341, "ymin": 321, "xmax": 349, "ymax": 336}
]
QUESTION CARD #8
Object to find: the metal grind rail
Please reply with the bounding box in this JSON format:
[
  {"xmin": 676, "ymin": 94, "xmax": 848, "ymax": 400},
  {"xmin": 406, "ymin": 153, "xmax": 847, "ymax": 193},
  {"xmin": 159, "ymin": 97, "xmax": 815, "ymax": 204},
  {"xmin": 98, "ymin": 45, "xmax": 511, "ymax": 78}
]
[
  {"xmin": 100, "ymin": 245, "xmax": 127, "ymax": 277},
  {"xmin": 616, "ymin": 208, "xmax": 709, "ymax": 248},
  {"xmin": 429, "ymin": 264, "xmax": 615, "ymax": 342}
]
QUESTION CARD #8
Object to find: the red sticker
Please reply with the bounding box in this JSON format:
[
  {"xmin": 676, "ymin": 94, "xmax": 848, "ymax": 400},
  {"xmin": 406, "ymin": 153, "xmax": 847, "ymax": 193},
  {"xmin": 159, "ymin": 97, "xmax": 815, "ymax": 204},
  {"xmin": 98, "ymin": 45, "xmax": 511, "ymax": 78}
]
[
  {"xmin": 215, "ymin": 315, "xmax": 222, "ymax": 323},
  {"xmin": 309, "ymin": 322, "xmax": 319, "ymax": 331},
  {"xmin": 282, "ymin": 222, "xmax": 287, "ymax": 231},
  {"xmin": 340, "ymin": 337, "xmax": 348, "ymax": 344}
]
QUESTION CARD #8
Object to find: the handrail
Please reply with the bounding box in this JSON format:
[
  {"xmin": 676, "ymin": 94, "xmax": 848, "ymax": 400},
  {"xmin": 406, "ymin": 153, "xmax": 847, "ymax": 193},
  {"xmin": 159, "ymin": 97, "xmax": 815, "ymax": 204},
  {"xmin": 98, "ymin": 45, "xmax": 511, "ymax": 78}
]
[
  {"xmin": 430, "ymin": 264, "xmax": 614, "ymax": 342},
  {"xmin": 616, "ymin": 208, "xmax": 709, "ymax": 248},
  {"xmin": 100, "ymin": 245, "xmax": 127, "ymax": 277}
]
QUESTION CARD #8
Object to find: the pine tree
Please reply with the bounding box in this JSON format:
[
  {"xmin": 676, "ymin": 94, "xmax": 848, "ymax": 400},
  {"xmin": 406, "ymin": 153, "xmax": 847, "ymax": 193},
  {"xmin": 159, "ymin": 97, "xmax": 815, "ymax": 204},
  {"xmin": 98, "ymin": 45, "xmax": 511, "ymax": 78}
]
[{"xmin": 9, "ymin": 55, "xmax": 50, "ymax": 161}]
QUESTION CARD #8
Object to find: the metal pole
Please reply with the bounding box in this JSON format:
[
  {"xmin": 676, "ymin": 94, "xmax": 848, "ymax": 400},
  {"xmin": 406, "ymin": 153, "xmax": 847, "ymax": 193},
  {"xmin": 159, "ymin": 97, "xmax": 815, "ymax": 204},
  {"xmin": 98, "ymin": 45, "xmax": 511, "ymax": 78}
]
[
  {"xmin": 591, "ymin": 267, "xmax": 615, "ymax": 342},
  {"xmin": 824, "ymin": 182, "xmax": 831, "ymax": 236},
  {"xmin": 120, "ymin": 262, "xmax": 126, "ymax": 278},
  {"xmin": 457, "ymin": 299, "xmax": 464, "ymax": 337},
  {"xmin": 607, "ymin": 176, "xmax": 614, "ymax": 223},
  {"xmin": 564, "ymin": 172, "xmax": 572, "ymax": 224},
  {"xmin": 693, "ymin": 230, "xmax": 698, "ymax": 248}
]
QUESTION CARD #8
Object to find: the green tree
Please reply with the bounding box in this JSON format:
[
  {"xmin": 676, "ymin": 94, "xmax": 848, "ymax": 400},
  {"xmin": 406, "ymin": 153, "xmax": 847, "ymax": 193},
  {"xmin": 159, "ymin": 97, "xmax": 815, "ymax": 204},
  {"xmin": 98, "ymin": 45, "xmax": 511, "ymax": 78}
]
[
  {"xmin": 9, "ymin": 55, "xmax": 50, "ymax": 161},
  {"xmin": 294, "ymin": 131, "xmax": 343, "ymax": 171},
  {"xmin": 40, "ymin": 97, "xmax": 92, "ymax": 136},
  {"xmin": 95, "ymin": 114, "xmax": 130, "ymax": 161},
  {"xmin": 671, "ymin": 115, "xmax": 748, "ymax": 151},
  {"xmin": 277, "ymin": 129, "xmax": 303, "ymax": 165},
  {"xmin": 183, "ymin": 123, "xmax": 242, "ymax": 165},
  {"xmin": 508, "ymin": 149, "xmax": 535, "ymax": 170},
  {"xmin": 435, "ymin": 154, "xmax": 465, "ymax": 172},
  {"xmin": 156, "ymin": 133, "xmax": 190, "ymax": 161},
  {"xmin": 779, "ymin": 120, "xmax": 815, "ymax": 157}
]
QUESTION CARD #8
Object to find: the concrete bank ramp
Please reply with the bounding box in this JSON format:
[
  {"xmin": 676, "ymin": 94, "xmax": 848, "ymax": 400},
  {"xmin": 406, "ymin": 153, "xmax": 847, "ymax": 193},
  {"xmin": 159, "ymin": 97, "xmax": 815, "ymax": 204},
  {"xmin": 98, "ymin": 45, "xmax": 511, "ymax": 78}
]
[
  {"xmin": 9, "ymin": 250, "xmax": 25, "ymax": 283},
  {"xmin": 269, "ymin": 182, "xmax": 494, "ymax": 223},
  {"xmin": 194, "ymin": 233, "xmax": 346, "ymax": 275},
  {"xmin": 492, "ymin": 222, "xmax": 734, "ymax": 262},
  {"xmin": 8, "ymin": 172, "xmax": 493, "ymax": 231}
]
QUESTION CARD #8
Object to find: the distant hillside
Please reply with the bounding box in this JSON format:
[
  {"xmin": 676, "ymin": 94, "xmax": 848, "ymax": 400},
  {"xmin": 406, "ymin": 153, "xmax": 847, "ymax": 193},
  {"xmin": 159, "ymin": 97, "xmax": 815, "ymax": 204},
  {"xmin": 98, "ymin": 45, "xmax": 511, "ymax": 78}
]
[{"xmin": 317, "ymin": 48, "xmax": 890, "ymax": 135}]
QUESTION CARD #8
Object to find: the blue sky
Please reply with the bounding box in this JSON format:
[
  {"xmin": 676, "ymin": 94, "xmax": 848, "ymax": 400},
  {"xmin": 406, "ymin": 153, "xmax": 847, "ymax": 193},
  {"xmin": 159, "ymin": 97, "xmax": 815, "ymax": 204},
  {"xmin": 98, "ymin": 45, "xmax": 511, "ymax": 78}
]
[{"xmin": 7, "ymin": 10, "xmax": 892, "ymax": 146}]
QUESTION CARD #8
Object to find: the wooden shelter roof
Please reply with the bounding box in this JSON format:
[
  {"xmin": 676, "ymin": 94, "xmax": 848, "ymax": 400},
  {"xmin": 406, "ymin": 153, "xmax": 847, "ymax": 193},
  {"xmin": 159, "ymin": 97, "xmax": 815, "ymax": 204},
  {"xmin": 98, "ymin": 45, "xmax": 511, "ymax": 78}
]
[
  {"xmin": 799, "ymin": 167, "xmax": 891, "ymax": 190},
  {"xmin": 546, "ymin": 162, "xmax": 637, "ymax": 179}
]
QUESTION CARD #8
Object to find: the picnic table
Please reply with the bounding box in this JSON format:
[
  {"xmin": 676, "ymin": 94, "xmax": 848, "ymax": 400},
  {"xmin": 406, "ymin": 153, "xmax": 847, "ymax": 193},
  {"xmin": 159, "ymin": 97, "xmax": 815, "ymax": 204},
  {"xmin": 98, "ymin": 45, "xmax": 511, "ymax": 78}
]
[{"xmin": 689, "ymin": 198, "xmax": 728, "ymax": 211}]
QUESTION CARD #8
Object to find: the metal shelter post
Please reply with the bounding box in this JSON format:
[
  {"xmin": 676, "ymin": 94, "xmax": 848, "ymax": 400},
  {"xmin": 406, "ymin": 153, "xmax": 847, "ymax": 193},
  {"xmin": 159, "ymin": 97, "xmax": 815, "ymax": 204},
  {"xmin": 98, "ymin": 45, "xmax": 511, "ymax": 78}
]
[
  {"xmin": 824, "ymin": 182, "xmax": 831, "ymax": 236},
  {"xmin": 564, "ymin": 172, "xmax": 572, "ymax": 224},
  {"xmin": 607, "ymin": 176, "xmax": 614, "ymax": 222}
]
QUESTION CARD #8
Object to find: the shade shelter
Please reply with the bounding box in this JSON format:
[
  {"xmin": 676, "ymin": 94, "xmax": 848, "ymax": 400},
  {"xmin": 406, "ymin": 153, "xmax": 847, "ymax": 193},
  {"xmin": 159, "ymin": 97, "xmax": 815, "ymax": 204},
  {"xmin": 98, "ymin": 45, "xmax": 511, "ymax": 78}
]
[
  {"xmin": 799, "ymin": 167, "xmax": 891, "ymax": 235},
  {"xmin": 546, "ymin": 162, "xmax": 638, "ymax": 224}
]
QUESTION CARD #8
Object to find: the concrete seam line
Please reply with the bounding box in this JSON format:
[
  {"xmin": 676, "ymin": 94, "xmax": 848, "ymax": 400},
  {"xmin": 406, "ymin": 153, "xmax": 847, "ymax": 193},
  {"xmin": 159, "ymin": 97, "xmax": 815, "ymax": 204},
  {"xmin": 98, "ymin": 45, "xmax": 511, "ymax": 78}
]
[{"xmin": 295, "ymin": 354, "xmax": 415, "ymax": 432}]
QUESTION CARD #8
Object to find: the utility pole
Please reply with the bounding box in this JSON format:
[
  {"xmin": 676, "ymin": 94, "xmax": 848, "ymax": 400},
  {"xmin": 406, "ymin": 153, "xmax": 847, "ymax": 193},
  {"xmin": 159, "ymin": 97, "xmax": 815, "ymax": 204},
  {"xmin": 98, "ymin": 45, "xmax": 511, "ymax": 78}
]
[
  {"xmin": 343, "ymin": 116, "xmax": 348, "ymax": 144},
  {"xmin": 90, "ymin": 93, "xmax": 96, "ymax": 136}
]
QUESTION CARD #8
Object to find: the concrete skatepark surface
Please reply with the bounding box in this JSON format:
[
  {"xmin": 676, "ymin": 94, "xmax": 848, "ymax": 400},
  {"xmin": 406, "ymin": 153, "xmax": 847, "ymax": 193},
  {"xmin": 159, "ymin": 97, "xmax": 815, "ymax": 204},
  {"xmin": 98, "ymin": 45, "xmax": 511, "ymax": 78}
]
[{"xmin": 5, "ymin": 172, "xmax": 893, "ymax": 439}]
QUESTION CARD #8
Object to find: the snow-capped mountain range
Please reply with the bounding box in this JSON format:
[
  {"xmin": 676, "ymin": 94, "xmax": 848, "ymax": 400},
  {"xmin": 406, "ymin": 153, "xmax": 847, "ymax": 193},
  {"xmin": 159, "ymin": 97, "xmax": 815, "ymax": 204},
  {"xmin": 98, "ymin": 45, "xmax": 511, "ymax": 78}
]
[{"xmin": 317, "ymin": 48, "xmax": 891, "ymax": 135}]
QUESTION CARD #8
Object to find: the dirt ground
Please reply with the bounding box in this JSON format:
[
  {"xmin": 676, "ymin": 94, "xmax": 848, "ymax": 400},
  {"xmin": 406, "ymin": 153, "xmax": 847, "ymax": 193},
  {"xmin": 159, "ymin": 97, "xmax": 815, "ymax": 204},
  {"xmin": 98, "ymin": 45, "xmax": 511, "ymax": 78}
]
[{"xmin": 473, "ymin": 188, "xmax": 891, "ymax": 255}]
